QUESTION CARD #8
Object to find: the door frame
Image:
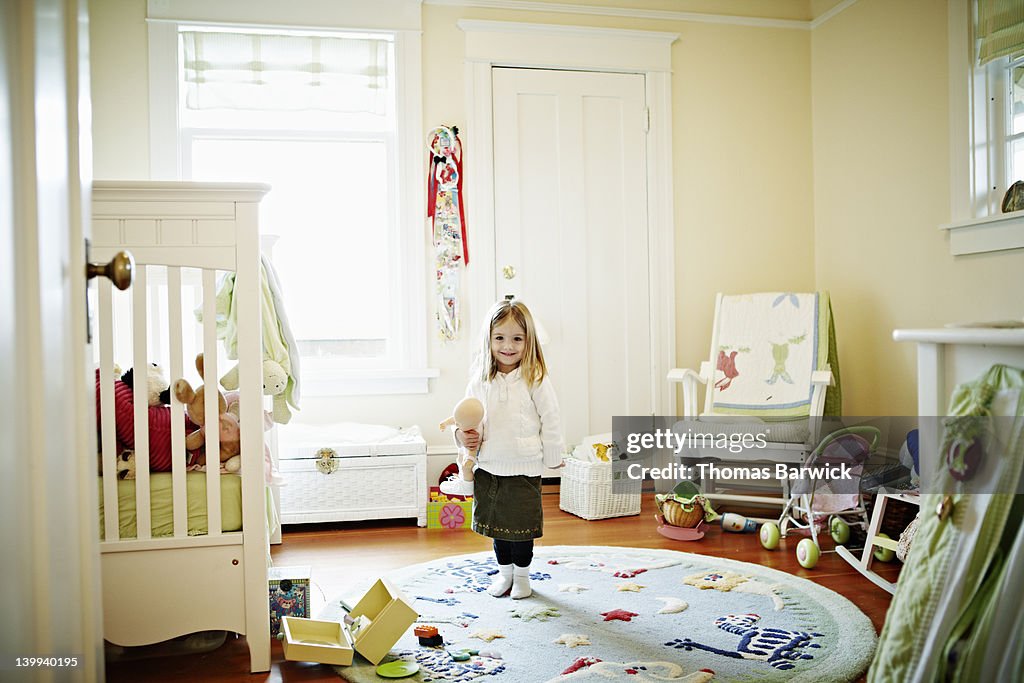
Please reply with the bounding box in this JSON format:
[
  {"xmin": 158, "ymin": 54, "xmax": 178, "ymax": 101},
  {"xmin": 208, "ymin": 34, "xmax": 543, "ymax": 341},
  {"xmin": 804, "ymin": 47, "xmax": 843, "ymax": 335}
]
[{"xmin": 459, "ymin": 19, "xmax": 678, "ymax": 416}]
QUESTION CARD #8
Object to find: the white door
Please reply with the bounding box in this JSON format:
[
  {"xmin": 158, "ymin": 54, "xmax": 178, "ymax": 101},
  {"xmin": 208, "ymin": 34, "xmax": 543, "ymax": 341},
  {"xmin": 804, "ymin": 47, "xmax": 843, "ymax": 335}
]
[
  {"xmin": 0, "ymin": 1, "xmax": 104, "ymax": 679},
  {"xmin": 492, "ymin": 68, "xmax": 653, "ymax": 448}
]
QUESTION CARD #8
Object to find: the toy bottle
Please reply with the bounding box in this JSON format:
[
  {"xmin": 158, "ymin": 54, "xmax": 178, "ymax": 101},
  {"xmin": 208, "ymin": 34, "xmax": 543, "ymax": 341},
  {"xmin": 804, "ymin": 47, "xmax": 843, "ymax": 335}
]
[{"xmin": 721, "ymin": 512, "xmax": 758, "ymax": 533}]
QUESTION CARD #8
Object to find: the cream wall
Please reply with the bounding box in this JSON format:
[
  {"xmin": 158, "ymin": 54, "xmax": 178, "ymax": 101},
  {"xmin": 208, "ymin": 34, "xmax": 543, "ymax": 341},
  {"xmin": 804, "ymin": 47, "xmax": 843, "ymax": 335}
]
[
  {"xmin": 812, "ymin": 0, "xmax": 1024, "ymax": 416},
  {"xmin": 87, "ymin": 0, "xmax": 814, "ymax": 460}
]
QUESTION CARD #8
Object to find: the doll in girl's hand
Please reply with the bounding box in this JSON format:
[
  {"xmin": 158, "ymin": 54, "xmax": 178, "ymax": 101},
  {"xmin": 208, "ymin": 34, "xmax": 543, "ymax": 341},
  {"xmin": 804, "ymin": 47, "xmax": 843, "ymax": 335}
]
[{"xmin": 439, "ymin": 397, "xmax": 484, "ymax": 496}]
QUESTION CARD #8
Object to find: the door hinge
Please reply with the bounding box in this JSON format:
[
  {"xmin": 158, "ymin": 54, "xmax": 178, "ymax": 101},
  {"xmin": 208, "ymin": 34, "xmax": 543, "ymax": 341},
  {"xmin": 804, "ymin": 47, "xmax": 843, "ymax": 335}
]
[{"xmin": 643, "ymin": 107, "xmax": 650, "ymax": 133}]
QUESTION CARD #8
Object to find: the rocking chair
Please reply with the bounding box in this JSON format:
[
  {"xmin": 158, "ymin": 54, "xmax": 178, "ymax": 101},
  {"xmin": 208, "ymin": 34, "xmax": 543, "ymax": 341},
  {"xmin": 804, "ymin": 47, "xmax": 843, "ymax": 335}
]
[{"xmin": 666, "ymin": 292, "xmax": 841, "ymax": 514}]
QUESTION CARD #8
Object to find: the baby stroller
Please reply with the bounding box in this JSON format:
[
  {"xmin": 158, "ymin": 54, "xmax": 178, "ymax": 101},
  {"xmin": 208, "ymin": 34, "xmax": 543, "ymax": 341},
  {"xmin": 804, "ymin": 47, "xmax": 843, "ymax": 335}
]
[{"xmin": 765, "ymin": 426, "xmax": 879, "ymax": 568}]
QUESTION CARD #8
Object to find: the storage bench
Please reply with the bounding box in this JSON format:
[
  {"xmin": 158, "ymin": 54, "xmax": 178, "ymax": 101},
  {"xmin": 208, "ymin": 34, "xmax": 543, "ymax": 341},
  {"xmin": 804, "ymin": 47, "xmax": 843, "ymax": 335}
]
[{"xmin": 277, "ymin": 423, "xmax": 427, "ymax": 526}]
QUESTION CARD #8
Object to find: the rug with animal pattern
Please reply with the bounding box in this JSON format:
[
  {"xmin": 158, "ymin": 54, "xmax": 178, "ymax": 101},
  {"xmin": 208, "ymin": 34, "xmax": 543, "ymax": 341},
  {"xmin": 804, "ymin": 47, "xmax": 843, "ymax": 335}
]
[{"xmin": 323, "ymin": 545, "xmax": 876, "ymax": 683}]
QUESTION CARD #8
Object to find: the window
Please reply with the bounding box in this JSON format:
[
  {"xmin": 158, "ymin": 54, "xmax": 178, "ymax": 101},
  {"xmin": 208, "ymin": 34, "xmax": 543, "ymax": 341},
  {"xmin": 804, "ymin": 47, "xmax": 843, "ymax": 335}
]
[
  {"xmin": 180, "ymin": 28, "xmax": 396, "ymax": 366},
  {"xmin": 970, "ymin": 50, "xmax": 1024, "ymax": 216},
  {"xmin": 148, "ymin": 11, "xmax": 432, "ymax": 394},
  {"xmin": 945, "ymin": 0, "xmax": 1024, "ymax": 254},
  {"xmin": 959, "ymin": 0, "xmax": 1024, "ymax": 218}
]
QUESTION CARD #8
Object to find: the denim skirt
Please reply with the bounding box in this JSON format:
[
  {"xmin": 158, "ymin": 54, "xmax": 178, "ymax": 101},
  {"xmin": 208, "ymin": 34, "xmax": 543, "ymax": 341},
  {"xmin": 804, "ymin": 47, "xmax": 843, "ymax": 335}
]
[{"xmin": 472, "ymin": 468, "xmax": 543, "ymax": 541}]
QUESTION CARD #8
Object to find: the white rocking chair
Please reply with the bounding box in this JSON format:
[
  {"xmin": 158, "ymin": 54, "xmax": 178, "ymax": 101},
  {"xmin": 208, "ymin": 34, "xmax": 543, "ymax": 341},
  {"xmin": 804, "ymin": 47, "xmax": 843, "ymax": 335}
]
[{"xmin": 667, "ymin": 292, "xmax": 839, "ymax": 514}]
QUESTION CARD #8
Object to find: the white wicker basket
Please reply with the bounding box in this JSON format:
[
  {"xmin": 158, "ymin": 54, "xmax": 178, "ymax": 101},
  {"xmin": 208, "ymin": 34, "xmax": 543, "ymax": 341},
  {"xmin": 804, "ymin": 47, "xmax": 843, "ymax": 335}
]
[{"xmin": 558, "ymin": 457, "xmax": 641, "ymax": 520}]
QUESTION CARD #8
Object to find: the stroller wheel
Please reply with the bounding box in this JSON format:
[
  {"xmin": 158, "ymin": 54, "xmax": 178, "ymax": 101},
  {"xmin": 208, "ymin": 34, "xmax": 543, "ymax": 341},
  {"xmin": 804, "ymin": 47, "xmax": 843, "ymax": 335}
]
[
  {"xmin": 796, "ymin": 538, "xmax": 820, "ymax": 568},
  {"xmin": 759, "ymin": 522, "xmax": 780, "ymax": 550},
  {"xmin": 830, "ymin": 516, "xmax": 851, "ymax": 545}
]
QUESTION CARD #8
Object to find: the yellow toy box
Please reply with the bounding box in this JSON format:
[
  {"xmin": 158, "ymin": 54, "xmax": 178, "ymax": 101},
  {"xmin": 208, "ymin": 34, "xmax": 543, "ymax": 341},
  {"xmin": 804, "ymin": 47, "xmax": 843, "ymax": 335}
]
[
  {"xmin": 282, "ymin": 577, "xmax": 417, "ymax": 666},
  {"xmin": 426, "ymin": 487, "xmax": 473, "ymax": 529}
]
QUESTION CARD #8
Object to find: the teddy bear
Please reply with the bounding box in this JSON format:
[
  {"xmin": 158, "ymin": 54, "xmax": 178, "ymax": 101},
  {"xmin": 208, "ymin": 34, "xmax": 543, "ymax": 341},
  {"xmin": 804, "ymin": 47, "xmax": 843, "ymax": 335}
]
[
  {"xmin": 120, "ymin": 363, "xmax": 171, "ymax": 406},
  {"xmin": 220, "ymin": 358, "xmax": 292, "ymax": 424},
  {"xmin": 172, "ymin": 354, "xmax": 241, "ymax": 467}
]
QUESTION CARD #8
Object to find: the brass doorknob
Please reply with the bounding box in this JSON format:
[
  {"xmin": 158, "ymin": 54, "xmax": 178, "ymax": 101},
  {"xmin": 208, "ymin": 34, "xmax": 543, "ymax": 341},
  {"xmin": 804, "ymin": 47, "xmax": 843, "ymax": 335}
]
[{"xmin": 86, "ymin": 250, "xmax": 134, "ymax": 290}]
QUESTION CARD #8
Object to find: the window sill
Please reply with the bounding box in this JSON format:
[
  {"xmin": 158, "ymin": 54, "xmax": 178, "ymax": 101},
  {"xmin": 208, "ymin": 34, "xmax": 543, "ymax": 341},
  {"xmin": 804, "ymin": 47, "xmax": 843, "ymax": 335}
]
[
  {"xmin": 301, "ymin": 366, "xmax": 440, "ymax": 397},
  {"xmin": 940, "ymin": 211, "xmax": 1024, "ymax": 255}
]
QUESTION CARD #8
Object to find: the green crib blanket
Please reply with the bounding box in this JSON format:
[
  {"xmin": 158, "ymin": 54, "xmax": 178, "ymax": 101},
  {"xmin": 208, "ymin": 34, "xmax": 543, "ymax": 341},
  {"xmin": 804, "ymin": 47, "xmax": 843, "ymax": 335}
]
[{"xmin": 868, "ymin": 364, "xmax": 1024, "ymax": 682}]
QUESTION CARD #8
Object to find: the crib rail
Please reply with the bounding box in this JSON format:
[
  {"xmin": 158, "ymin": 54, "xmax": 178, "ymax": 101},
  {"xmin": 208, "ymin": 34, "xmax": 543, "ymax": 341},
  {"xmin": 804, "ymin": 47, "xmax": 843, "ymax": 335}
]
[{"xmin": 91, "ymin": 181, "xmax": 269, "ymax": 545}]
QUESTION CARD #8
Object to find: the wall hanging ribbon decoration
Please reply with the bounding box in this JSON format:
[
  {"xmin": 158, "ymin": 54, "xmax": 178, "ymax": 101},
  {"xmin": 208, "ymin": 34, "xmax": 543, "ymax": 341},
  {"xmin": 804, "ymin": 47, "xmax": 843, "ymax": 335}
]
[{"xmin": 427, "ymin": 125, "xmax": 468, "ymax": 341}]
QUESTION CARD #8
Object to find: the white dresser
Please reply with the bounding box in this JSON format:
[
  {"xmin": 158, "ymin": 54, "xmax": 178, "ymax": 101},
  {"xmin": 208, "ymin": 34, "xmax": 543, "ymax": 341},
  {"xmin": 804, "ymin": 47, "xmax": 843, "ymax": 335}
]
[{"xmin": 893, "ymin": 326, "xmax": 1024, "ymax": 414}]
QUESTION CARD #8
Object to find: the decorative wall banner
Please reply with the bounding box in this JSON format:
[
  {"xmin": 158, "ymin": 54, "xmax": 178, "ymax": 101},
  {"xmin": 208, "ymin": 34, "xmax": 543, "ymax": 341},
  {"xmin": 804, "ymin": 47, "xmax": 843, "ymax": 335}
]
[{"xmin": 427, "ymin": 125, "xmax": 467, "ymax": 341}]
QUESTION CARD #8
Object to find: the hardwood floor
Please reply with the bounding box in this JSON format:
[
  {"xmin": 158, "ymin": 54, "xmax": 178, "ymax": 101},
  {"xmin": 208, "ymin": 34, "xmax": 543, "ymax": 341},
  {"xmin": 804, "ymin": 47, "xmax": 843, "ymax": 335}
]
[{"xmin": 106, "ymin": 487, "xmax": 899, "ymax": 682}]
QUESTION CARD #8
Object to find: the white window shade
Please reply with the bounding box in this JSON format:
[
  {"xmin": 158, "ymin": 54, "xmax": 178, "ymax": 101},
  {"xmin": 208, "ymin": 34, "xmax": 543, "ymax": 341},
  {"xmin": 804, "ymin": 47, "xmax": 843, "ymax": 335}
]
[
  {"xmin": 181, "ymin": 30, "xmax": 390, "ymax": 113},
  {"xmin": 977, "ymin": 0, "xmax": 1024, "ymax": 65}
]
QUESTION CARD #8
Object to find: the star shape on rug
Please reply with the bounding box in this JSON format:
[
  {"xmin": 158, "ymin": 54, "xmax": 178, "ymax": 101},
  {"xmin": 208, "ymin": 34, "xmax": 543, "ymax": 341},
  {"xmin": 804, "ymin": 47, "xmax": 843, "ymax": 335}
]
[
  {"xmin": 616, "ymin": 582, "xmax": 645, "ymax": 592},
  {"xmin": 509, "ymin": 604, "xmax": 561, "ymax": 621},
  {"xmin": 655, "ymin": 597, "xmax": 689, "ymax": 614},
  {"xmin": 558, "ymin": 583, "xmax": 589, "ymax": 593},
  {"xmin": 601, "ymin": 609, "xmax": 640, "ymax": 622},
  {"xmin": 468, "ymin": 629, "xmax": 505, "ymax": 642},
  {"xmin": 554, "ymin": 633, "xmax": 592, "ymax": 648}
]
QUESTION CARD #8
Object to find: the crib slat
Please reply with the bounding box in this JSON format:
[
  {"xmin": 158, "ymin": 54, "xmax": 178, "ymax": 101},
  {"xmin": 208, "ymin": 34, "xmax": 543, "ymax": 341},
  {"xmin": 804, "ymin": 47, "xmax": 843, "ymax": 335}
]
[
  {"xmin": 167, "ymin": 266, "xmax": 187, "ymax": 538},
  {"xmin": 132, "ymin": 266, "xmax": 152, "ymax": 540},
  {"xmin": 202, "ymin": 269, "xmax": 222, "ymax": 536},
  {"xmin": 98, "ymin": 278, "xmax": 120, "ymax": 542}
]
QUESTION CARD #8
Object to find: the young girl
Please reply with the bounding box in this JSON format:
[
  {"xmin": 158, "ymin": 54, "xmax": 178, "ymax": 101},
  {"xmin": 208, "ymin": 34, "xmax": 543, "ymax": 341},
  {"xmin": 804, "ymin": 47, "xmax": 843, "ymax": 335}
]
[{"xmin": 451, "ymin": 298, "xmax": 563, "ymax": 600}]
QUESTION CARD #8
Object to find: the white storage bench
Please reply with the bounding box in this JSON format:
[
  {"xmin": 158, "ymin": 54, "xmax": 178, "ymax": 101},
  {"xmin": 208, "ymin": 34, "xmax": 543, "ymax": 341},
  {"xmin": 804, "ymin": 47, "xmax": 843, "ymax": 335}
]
[{"xmin": 277, "ymin": 423, "xmax": 427, "ymax": 526}]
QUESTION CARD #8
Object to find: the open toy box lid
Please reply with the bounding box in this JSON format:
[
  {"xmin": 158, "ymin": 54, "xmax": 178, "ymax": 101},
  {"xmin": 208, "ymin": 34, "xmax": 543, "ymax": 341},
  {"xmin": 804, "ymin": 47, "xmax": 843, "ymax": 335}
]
[
  {"xmin": 278, "ymin": 422, "xmax": 425, "ymax": 460},
  {"xmin": 282, "ymin": 577, "xmax": 418, "ymax": 666}
]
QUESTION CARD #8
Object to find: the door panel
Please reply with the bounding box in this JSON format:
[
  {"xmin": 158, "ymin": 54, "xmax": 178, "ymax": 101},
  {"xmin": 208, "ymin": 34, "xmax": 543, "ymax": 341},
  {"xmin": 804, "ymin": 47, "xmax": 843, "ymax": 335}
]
[
  {"xmin": 492, "ymin": 68, "xmax": 652, "ymax": 448},
  {"xmin": 0, "ymin": 1, "xmax": 104, "ymax": 678}
]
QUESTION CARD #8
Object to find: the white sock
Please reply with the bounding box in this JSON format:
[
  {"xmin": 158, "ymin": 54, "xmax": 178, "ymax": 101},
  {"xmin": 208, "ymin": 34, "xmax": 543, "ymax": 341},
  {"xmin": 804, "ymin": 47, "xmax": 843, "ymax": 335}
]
[
  {"xmin": 511, "ymin": 565, "xmax": 532, "ymax": 599},
  {"xmin": 488, "ymin": 564, "xmax": 513, "ymax": 597}
]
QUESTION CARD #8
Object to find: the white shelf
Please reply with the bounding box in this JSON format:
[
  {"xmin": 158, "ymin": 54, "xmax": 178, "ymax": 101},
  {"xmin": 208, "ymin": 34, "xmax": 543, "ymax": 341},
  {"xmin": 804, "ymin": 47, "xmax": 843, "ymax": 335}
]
[{"xmin": 940, "ymin": 211, "xmax": 1024, "ymax": 255}]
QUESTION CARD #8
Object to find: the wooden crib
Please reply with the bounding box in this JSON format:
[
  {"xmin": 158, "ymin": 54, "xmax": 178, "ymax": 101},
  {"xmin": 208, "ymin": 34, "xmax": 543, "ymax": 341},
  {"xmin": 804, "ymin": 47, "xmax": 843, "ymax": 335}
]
[{"xmin": 91, "ymin": 181, "xmax": 271, "ymax": 672}]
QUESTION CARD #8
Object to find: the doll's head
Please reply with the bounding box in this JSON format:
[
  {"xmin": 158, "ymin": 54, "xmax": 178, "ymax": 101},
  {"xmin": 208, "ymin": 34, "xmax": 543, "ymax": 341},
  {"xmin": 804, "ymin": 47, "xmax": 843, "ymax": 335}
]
[{"xmin": 476, "ymin": 298, "xmax": 547, "ymax": 386}]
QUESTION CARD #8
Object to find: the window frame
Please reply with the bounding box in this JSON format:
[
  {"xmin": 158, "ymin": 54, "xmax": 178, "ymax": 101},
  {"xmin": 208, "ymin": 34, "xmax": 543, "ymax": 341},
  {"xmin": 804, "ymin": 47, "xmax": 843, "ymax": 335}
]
[
  {"xmin": 147, "ymin": 14, "xmax": 435, "ymax": 395},
  {"xmin": 944, "ymin": 0, "xmax": 1024, "ymax": 255}
]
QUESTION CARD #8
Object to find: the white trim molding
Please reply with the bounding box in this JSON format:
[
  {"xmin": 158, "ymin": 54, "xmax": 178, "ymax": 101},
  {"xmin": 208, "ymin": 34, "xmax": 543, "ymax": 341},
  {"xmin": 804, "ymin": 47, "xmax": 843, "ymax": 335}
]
[
  {"xmin": 459, "ymin": 20, "xmax": 676, "ymax": 71},
  {"xmin": 459, "ymin": 20, "xmax": 678, "ymax": 416},
  {"xmin": 432, "ymin": 0, "xmax": 860, "ymax": 31}
]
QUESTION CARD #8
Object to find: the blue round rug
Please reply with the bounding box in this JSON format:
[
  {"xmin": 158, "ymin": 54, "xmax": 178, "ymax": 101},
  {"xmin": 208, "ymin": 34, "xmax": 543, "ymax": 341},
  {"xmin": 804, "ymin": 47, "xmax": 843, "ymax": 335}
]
[{"xmin": 324, "ymin": 545, "xmax": 876, "ymax": 683}]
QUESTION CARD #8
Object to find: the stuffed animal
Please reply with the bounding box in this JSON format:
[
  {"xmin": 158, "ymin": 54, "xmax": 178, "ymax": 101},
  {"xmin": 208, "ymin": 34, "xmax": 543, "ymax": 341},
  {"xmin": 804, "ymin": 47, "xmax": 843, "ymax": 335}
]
[
  {"xmin": 220, "ymin": 389, "xmax": 281, "ymax": 483},
  {"xmin": 221, "ymin": 359, "xmax": 292, "ymax": 424},
  {"xmin": 116, "ymin": 449, "xmax": 136, "ymax": 480},
  {"xmin": 172, "ymin": 354, "xmax": 241, "ymax": 466},
  {"xmin": 95, "ymin": 368, "xmax": 194, "ymax": 472},
  {"xmin": 120, "ymin": 363, "xmax": 171, "ymax": 406}
]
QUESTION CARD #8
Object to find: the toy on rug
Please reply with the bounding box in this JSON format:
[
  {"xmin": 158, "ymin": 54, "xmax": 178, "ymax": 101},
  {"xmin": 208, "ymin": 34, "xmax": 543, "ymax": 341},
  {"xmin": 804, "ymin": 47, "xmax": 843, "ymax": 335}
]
[
  {"xmin": 95, "ymin": 365, "xmax": 196, "ymax": 473},
  {"xmin": 172, "ymin": 354, "xmax": 240, "ymax": 466},
  {"xmin": 439, "ymin": 396, "xmax": 484, "ymax": 497},
  {"xmin": 654, "ymin": 481, "xmax": 718, "ymax": 541},
  {"xmin": 220, "ymin": 358, "xmax": 291, "ymax": 424},
  {"xmin": 414, "ymin": 625, "xmax": 444, "ymax": 647}
]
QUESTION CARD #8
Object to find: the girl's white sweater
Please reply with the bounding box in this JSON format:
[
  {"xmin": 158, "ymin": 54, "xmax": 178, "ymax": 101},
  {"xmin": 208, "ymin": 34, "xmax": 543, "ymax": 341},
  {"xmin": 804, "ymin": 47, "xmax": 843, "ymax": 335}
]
[{"xmin": 459, "ymin": 368, "xmax": 564, "ymax": 477}]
